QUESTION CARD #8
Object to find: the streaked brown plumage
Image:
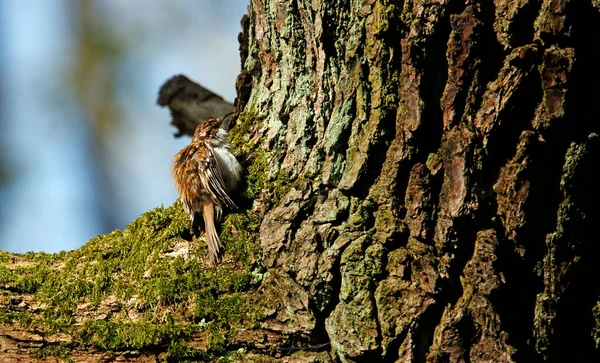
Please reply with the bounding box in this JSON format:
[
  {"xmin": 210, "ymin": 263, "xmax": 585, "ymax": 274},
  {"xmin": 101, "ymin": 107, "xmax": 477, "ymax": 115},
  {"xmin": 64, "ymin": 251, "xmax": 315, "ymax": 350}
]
[{"xmin": 171, "ymin": 118, "xmax": 242, "ymax": 265}]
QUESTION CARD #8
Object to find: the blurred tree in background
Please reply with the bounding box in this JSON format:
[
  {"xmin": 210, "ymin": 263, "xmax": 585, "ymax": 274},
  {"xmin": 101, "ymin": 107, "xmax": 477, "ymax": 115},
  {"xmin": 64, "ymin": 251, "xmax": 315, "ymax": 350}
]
[
  {"xmin": 70, "ymin": 0, "xmax": 124, "ymax": 233},
  {"xmin": 0, "ymin": 0, "xmax": 247, "ymax": 252}
]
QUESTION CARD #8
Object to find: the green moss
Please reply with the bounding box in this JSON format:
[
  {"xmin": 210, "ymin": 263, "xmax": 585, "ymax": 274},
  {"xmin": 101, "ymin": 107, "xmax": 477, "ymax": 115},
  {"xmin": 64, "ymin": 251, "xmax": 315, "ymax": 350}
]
[
  {"xmin": 228, "ymin": 108, "xmax": 302, "ymax": 210},
  {"xmin": 0, "ymin": 311, "xmax": 34, "ymax": 328},
  {"xmin": 241, "ymin": 148, "xmax": 299, "ymax": 207},
  {"xmin": 230, "ymin": 109, "xmax": 260, "ymax": 155},
  {"xmin": 221, "ymin": 210, "xmax": 261, "ymax": 267},
  {"xmin": 34, "ymin": 344, "xmax": 72, "ymax": 361},
  {"xmin": 78, "ymin": 319, "xmax": 175, "ymax": 350},
  {"xmin": 167, "ymin": 340, "xmax": 194, "ymax": 359},
  {"xmin": 244, "ymin": 149, "xmax": 269, "ymax": 200},
  {"xmin": 23, "ymin": 250, "xmax": 66, "ymax": 263},
  {"xmin": 0, "ymin": 251, "xmax": 13, "ymax": 264},
  {"xmin": 0, "ymin": 201, "xmax": 262, "ymax": 360},
  {"xmin": 271, "ymin": 172, "xmax": 293, "ymax": 205}
]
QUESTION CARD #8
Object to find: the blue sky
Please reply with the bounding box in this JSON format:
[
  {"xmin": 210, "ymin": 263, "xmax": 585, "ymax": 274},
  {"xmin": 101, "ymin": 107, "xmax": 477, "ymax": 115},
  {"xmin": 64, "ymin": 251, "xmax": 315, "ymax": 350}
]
[{"xmin": 0, "ymin": 0, "xmax": 248, "ymax": 253}]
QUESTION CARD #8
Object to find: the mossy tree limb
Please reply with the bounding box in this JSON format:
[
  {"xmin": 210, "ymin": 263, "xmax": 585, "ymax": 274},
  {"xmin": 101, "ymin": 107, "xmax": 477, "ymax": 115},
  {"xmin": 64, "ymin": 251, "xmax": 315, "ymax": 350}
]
[{"xmin": 3, "ymin": 0, "xmax": 600, "ymax": 362}]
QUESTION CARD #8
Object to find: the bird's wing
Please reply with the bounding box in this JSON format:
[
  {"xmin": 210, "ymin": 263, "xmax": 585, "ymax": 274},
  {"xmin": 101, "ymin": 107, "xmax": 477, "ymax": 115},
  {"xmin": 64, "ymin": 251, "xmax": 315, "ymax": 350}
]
[{"xmin": 195, "ymin": 143, "xmax": 237, "ymax": 210}]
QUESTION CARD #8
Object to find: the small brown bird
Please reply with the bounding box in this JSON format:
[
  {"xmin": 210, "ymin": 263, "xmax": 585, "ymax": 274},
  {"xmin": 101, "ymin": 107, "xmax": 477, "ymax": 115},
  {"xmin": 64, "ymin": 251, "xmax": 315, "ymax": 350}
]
[{"xmin": 171, "ymin": 117, "xmax": 242, "ymax": 265}]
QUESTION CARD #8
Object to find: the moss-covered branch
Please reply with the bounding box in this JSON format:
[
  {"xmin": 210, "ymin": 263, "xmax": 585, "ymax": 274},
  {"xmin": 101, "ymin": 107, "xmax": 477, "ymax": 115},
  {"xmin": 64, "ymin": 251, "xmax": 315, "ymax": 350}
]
[{"xmin": 0, "ymin": 201, "xmax": 265, "ymax": 361}]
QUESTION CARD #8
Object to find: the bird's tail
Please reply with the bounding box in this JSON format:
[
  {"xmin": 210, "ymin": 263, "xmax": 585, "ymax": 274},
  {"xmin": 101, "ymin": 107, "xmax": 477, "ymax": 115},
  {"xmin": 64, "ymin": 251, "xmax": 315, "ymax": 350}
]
[{"xmin": 203, "ymin": 201, "xmax": 224, "ymax": 265}]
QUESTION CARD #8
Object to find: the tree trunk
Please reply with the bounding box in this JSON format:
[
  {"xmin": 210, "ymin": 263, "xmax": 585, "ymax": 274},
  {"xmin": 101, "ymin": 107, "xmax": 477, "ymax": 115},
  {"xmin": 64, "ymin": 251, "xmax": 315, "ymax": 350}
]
[
  {"xmin": 234, "ymin": 0, "xmax": 600, "ymax": 361},
  {"xmin": 2, "ymin": 0, "xmax": 600, "ymax": 362}
]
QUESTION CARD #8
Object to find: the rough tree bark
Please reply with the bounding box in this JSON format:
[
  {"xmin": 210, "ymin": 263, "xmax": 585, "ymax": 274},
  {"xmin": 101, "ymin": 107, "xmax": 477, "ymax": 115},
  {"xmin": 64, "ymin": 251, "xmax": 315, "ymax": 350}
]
[{"xmin": 1, "ymin": 0, "xmax": 600, "ymax": 362}]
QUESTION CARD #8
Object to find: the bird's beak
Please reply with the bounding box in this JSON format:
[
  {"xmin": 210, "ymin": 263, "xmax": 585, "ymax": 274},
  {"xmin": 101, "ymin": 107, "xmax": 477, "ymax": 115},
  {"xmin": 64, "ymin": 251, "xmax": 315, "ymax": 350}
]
[{"xmin": 220, "ymin": 111, "xmax": 235, "ymax": 131}]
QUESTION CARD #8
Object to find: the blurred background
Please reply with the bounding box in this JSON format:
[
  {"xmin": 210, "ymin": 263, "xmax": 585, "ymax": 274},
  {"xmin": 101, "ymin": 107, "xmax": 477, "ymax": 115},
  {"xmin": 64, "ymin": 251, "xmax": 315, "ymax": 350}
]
[{"xmin": 0, "ymin": 0, "xmax": 248, "ymax": 253}]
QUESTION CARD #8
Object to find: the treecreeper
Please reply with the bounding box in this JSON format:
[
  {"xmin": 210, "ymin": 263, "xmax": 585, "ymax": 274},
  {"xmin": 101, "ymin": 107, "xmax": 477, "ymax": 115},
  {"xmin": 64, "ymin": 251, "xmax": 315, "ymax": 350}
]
[{"xmin": 171, "ymin": 117, "xmax": 242, "ymax": 265}]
